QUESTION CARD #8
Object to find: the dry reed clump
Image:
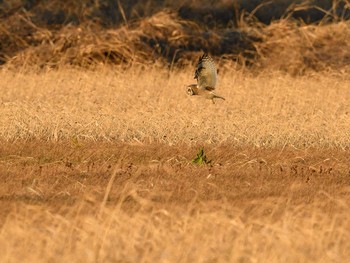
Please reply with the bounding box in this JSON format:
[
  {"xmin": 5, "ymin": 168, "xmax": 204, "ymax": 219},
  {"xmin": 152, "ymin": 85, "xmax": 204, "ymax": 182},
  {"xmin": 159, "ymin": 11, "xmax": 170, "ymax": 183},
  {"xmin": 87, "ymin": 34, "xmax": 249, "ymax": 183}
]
[
  {"xmin": 253, "ymin": 19, "xmax": 350, "ymax": 74},
  {"xmin": 6, "ymin": 23, "xmax": 136, "ymax": 68},
  {"xmin": 5, "ymin": 11, "xmax": 257, "ymax": 68},
  {"xmin": 3, "ymin": 11, "xmax": 349, "ymax": 74},
  {"xmin": 1, "ymin": 1, "xmax": 350, "ymax": 72}
]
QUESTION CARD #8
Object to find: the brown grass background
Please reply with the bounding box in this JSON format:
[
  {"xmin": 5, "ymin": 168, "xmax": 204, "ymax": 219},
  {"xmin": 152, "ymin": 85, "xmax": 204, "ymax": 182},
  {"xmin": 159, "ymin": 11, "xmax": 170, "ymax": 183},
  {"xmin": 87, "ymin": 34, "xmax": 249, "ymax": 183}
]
[
  {"xmin": 1, "ymin": 0, "xmax": 350, "ymax": 73},
  {"xmin": 1, "ymin": 1, "xmax": 350, "ymax": 262}
]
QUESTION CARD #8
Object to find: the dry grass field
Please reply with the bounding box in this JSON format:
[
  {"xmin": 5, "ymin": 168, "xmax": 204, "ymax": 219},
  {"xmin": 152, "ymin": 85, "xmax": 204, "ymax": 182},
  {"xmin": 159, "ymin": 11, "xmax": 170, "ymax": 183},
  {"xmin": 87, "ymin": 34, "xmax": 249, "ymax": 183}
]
[
  {"xmin": 1, "ymin": 1, "xmax": 350, "ymax": 262},
  {"xmin": 1, "ymin": 66, "xmax": 350, "ymax": 146},
  {"xmin": 0, "ymin": 66, "xmax": 350, "ymax": 262}
]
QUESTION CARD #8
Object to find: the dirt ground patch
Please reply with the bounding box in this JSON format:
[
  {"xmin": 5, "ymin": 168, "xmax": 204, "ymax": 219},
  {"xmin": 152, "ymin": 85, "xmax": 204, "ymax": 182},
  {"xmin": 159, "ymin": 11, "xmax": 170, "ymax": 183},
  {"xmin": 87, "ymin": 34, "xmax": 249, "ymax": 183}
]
[{"xmin": 1, "ymin": 142, "xmax": 350, "ymax": 261}]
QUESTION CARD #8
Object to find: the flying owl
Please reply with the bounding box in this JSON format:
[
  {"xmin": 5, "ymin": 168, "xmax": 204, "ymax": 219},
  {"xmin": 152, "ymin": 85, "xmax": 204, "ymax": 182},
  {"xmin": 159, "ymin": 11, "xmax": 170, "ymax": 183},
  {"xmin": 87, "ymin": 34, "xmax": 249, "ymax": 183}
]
[{"xmin": 187, "ymin": 53, "xmax": 225, "ymax": 104}]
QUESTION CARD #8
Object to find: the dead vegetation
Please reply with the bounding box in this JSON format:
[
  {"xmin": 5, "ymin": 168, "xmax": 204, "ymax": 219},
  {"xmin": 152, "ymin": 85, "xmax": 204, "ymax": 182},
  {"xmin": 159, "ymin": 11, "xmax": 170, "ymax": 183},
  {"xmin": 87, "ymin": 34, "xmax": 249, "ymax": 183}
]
[
  {"xmin": 0, "ymin": 1, "xmax": 350, "ymax": 73},
  {"xmin": 1, "ymin": 1, "xmax": 350, "ymax": 262},
  {"xmin": 1, "ymin": 66, "xmax": 349, "ymax": 147},
  {"xmin": 1, "ymin": 53, "xmax": 349, "ymax": 262},
  {"xmin": 0, "ymin": 142, "xmax": 350, "ymax": 262},
  {"xmin": 254, "ymin": 19, "xmax": 350, "ymax": 74}
]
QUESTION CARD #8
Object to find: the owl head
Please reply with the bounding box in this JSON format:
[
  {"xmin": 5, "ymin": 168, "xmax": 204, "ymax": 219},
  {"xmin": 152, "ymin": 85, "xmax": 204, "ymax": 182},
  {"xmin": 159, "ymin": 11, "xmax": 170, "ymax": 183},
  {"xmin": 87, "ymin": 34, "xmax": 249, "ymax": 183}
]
[{"xmin": 186, "ymin": 84, "xmax": 198, "ymax": 96}]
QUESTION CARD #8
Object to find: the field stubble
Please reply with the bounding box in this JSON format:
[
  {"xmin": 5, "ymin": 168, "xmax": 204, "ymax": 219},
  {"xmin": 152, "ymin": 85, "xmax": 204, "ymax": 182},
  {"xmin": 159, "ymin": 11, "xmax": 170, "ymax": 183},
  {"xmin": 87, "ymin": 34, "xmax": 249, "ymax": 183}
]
[
  {"xmin": 1, "ymin": 66, "xmax": 350, "ymax": 147},
  {"xmin": 0, "ymin": 66, "xmax": 350, "ymax": 262}
]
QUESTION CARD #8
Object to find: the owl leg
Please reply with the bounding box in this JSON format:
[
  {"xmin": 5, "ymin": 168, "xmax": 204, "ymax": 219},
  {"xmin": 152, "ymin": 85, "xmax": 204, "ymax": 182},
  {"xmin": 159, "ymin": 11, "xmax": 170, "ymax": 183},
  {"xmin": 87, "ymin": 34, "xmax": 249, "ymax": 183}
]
[{"xmin": 214, "ymin": 94, "xmax": 225, "ymax": 101}]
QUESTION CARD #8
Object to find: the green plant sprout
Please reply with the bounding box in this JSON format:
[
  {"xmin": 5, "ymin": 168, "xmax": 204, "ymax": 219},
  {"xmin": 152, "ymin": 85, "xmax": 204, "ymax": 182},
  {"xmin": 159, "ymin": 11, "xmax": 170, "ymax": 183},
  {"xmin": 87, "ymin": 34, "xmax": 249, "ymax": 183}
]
[{"xmin": 192, "ymin": 147, "xmax": 211, "ymax": 165}]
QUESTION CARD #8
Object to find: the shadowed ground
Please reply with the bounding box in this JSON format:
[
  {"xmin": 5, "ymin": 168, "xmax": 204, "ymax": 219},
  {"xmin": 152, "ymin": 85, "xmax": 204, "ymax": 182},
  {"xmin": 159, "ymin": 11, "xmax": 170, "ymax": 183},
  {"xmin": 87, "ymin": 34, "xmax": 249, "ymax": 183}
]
[{"xmin": 0, "ymin": 141, "xmax": 349, "ymax": 262}]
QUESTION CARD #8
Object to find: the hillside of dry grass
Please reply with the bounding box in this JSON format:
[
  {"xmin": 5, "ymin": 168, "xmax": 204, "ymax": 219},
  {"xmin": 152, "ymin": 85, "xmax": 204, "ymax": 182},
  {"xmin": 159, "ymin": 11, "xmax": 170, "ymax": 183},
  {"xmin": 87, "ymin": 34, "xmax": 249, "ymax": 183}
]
[{"xmin": 1, "ymin": 0, "xmax": 350, "ymax": 73}]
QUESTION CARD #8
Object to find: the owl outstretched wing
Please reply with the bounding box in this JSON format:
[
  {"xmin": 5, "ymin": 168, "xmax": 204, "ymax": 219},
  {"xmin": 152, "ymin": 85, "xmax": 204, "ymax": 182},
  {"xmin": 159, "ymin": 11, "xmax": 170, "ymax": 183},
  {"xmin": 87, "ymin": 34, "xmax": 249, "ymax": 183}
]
[{"xmin": 194, "ymin": 53, "xmax": 217, "ymax": 91}]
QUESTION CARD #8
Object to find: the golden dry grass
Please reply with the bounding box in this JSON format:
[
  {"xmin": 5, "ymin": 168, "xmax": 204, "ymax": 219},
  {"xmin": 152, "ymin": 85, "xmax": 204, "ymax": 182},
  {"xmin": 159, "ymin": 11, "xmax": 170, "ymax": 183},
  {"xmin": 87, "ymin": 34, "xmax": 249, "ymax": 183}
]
[
  {"xmin": 0, "ymin": 66, "xmax": 350, "ymax": 262},
  {"xmin": 0, "ymin": 143, "xmax": 350, "ymax": 262},
  {"xmin": 1, "ymin": 66, "xmax": 350, "ymax": 147},
  {"xmin": 1, "ymin": 2, "xmax": 350, "ymax": 262}
]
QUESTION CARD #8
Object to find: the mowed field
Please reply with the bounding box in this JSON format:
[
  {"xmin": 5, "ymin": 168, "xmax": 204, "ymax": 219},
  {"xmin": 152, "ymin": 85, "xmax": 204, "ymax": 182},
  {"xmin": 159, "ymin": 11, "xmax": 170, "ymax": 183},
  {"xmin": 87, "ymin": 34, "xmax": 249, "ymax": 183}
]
[{"xmin": 1, "ymin": 66, "xmax": 350, "ymax": 262}]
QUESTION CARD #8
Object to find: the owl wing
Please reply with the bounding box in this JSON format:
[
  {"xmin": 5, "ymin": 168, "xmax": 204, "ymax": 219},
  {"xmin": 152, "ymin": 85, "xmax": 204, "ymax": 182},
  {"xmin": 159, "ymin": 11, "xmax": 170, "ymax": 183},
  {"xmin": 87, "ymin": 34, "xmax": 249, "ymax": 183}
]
[{"xmin": 194, "ymin": 53, "xmax": 217, "ymax": 91}]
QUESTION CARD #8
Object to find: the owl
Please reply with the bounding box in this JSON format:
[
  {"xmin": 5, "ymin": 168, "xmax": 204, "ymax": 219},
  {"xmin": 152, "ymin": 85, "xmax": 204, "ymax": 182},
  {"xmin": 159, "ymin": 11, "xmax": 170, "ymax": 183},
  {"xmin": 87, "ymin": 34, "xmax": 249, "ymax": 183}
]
[{"xmin": 187, "ymin": 53, "xmax": 225, "ymax": 104}]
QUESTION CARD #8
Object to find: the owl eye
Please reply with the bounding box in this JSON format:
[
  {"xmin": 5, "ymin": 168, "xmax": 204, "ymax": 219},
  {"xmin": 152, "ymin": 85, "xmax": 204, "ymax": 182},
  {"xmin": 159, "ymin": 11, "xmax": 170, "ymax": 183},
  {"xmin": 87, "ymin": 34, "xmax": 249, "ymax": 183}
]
[{"xmin": 187, "ymin": 87, "xmax": 194, "ymax": 96}]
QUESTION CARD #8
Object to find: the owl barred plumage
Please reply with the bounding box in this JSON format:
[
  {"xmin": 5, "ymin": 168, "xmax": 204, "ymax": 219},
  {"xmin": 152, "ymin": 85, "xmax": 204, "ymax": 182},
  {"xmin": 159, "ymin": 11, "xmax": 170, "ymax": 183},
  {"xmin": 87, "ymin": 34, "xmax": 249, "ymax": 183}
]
[
  {"xmin": 187, "ymin": 53, "xmax": 225, "ymax": 104},
  {"xmin": 195, "ymin": 53, "xmax": 217, "ymax": 89}
]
